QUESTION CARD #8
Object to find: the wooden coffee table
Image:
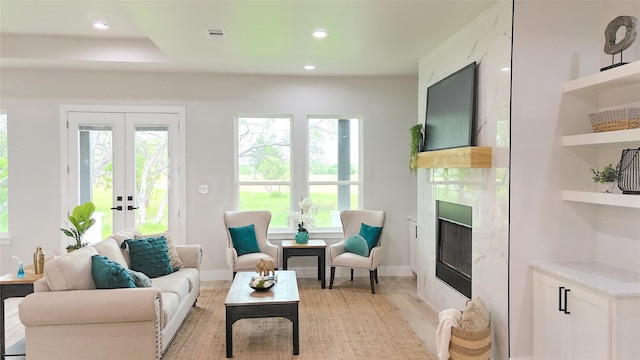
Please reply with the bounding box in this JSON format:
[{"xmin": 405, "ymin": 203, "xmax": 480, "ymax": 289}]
[{"xmin": 225, "ymin": 270, "xmax": 299, "ymax": 358}]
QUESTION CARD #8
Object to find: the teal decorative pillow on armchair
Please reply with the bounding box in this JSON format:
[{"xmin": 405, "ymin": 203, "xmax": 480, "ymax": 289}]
[
  {"xmin": 121, "ymin": 236, "xmax": 175, "ymax": 278},
  {"xmin": 91, "ymin": 255, "xmax": 136, "ymax": 289},
  {"xmin": 344, "ymin": 235, "xmax": 369, "ymax": 256},
  {"xmin": 228, "ymin": 224, "xmax": 261, "ymax": 256},
  {"xmin": 359, "ymin": 223, "xmax": 383, "ymax": 251}
]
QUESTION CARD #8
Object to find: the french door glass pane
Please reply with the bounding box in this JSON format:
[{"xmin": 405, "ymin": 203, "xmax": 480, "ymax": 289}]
[
  {"xmin": 239, "ymin": 184, "xmax": 291, "ymax": 227},
  {"xmin": 135, "ymin": 126, "xmax": 169, "ymax": 234},
  {"xmin": 78, "ymin": 125, "xmax": 113, "ymax": 241},
  {"xmin": 0, "ymin": 114, "xmax": 8, "ymax": 232},
  {"xmin": 310, "ymin": 185, "xmax": 359, "ymax": 227}
]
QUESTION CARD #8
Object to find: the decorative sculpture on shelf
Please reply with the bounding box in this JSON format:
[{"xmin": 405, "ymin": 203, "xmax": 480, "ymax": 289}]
[{"xmin": 601, "ymin": 15, "xmax": 637, "ymax": 71}]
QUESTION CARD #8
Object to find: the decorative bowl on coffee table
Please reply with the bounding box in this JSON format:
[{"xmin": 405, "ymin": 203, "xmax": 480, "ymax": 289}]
[{"xmin": 249, "ymin": 276, "xmax": 275, "ymax": 291}]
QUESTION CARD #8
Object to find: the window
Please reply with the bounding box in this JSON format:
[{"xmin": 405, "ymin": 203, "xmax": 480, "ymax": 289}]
[
  {"xmin": 308, "ymin": 117, "xmax": 361, "ymax": 228},
  {"xmin": 0, "ymin": 111, "xmax": 7, "ymax": 236},
  {"xmin": 236, "ymin": 116, "xmax": 291, "ymax": 228},
  {"xmin": 236, "ymin": 115, "xmax": 361, "ymax": 231}
]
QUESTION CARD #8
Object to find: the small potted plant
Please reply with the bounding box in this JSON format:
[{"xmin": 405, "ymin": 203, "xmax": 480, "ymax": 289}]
[
  {"xmin": 287, "ymin": 198, "xmax": 318, "ymax": 244},
  {"xmin": 61, "ymin": 201, "xmax": 96, "ymax": 251},
  {"xmin": 409, "ymin": 124, "xmax": 423, "ymax": 174},
  {"xmin": 591, "ymin": 164, "xmax": 620, "ymax": 193}
]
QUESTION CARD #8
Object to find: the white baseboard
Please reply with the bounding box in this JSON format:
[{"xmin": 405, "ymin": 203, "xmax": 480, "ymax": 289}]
[
  {"xmin": 200, "ymin": 265, "xmax": 413, "ymax": 281},
  {"xmin": 510, "ymin": 357, "xmax": 534, "ymax": 360}
]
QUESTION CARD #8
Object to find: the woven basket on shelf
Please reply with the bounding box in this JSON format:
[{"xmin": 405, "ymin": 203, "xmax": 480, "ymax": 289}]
[
  {"xmin": 588, "ymin": 108, "xmax": 640, "ymax": 132},
  {"xmin": 448, "ymin": 324, "xmax": 491, "ymax": 360}
]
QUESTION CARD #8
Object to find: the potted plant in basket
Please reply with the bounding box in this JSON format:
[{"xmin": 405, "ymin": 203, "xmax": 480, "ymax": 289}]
[
  {"xmin": 591, "ymin": 164, "xmax": 620, "ymax": 193},
  {"xmin": 61, "ymin": 201, "xmax": 96, "ymax": 251}
]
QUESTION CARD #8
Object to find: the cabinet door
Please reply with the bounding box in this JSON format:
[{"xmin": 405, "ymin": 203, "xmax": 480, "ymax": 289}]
[
  {"xmin": 533, "ymin": 272, "xmax": 571, "ymax": 359},
  {"xmin": 568, "ymin": 285, "xmax": 610, "ymax": 359}
]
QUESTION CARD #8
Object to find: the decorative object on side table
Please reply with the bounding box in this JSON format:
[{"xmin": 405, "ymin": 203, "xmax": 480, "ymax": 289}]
[
  {"xmin": 616, "ymin": 148, "xmax": 640, "ymax": 195},
  {"xmin": 409, "ymin": 123, "xmax": 424, "ymax": 174},
  {"xmin": 11, "ymin": 255, "xmax": 27, "ymax": 278},
  {"xmin": 288, "ymin": 197, "xmax": 318, "ymax": 244},
  {"xmin": 60, "ymin": 201, "xmax": 96, "ymax": 252},
  {"xmin": 601, "ymin": 15, "xmax": 637, "ymax": 71},
  {"xmin": 591, "ymin": 164, "xmax": 621, "ymax": 193}
]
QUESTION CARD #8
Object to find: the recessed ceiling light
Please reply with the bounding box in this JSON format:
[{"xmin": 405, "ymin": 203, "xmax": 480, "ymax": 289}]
[
  {"xmin": 93, "ymin": 22, "xmax": 110, "ymax": 30},
  {"xmin": 312, "ymin": 30, "xmax": 328, "ymax": 39},
  {"xmin": 304, "ymin": 65, "xmax": 316, "ymax": 70}
]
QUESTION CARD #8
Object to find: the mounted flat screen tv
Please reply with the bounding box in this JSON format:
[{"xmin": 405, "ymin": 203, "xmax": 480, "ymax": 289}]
[{"xmin": 423, "ymin": 62, "xmax": 477, "ymax": 151}]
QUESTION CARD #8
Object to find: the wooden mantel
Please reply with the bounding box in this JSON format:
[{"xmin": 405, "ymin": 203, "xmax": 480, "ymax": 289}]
[{"xmin": 416, "ymin": 146, "xmax": 492, "ymax": 168}]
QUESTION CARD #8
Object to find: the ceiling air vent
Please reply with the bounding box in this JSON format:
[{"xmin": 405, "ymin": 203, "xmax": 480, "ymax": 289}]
[{"xmin": 206, "ymin": 28, "xmax": 226, "ymax": 39}]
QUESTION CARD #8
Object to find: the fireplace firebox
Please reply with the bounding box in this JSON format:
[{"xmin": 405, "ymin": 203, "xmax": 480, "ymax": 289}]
[{"xmin": 435, "ymin": 200, "xmax": 472, "ymax": 298}]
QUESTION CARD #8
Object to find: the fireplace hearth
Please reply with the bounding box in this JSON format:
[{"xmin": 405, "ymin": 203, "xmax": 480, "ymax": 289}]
[{"xmin": 435, "ymin": 201, "xmax": 472, "ymax": 298}]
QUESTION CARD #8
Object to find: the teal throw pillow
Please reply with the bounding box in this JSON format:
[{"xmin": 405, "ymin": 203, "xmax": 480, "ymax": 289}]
[
  {"xmin": 359, "ymin": 223, "xmax": 383, "ymax": 251},
  {"xmin": 344, "ymin": 235, "xmax": 369, "ymax": 256},
  {"xmin": 91, "ymin": 255, "xmax": 136, "ymax": 289},
  {"xmin": 228, "ymin": 224, "xmax": 261, "ymax": 256},
  {"xmin": 127, "ymin": 269, "xmax": 153, "ymax": 287},
  {"xmin": 121, "ymin": 236, "xmax": 175, "ymax": 278}
]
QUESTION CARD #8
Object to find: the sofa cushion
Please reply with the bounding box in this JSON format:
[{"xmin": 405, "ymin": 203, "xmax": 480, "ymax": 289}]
[
  {"xmin": 106, "ymin": 228, "xmax": 142, "ymax": 266},
  {"xmin": 168, "ymin": 268, "xmax": 200, "ymax": 292},
  {"xmin": 151, "ymin": 275, "xmax": 190, "ymax": 302},
  {"xmin": 160, "ymin": 292, "xmax": 180, "ymax": 329},
  {"xmin": 45, "ymin": 246, "xmax": 98, "ymax": 291},
  {"xmin": 127, "ymin": 269, "xmax": 153, "ymax": 287},
  {"xmin": 92, "ymin": 238, "xmax": 129, "ymax": 269},
  {"xmin": 91, "ymin": 255, "xmax": 136, "ymax": 289},
  {"xmin": 122, "ymin": 237, "xmax": 175, "ymax": 278},
  {"xmin": 136, "ymin": 232, "xmax": 184, "ymax": 269}
]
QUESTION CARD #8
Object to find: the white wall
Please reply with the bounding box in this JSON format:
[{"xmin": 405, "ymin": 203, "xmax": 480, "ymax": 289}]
[
  {"xmin": 0, "ymin": 69, "xmax": 418, "ymax": 280},
  {"xmin": 416, "ymin": 2, "xmax": 512, "ymax": 359},
  {"xmin": 510, "ymin": 1, "xmax": 640, "ymax": 358}
]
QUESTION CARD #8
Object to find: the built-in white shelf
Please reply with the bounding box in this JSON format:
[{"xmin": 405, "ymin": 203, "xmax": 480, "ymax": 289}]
[
  {"xmin": 562, "ymin": 129, "xmax": 640, "ymax": 148},
  {"xmin": 564, "ymin": 60, "xmax": 640, "ymax": 96},
  {"xmin": 562, "ymin": 190, "xmax": 640, "ymax": 209}
]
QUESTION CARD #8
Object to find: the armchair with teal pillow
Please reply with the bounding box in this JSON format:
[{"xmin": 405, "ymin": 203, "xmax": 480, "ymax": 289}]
[
  {"xmin": 224, "ymin": 210, "xmax": 279, "ymax": 278},
  {"xmin": 329, "ymin": 209, "xmax": 385, "ymax": 294}
]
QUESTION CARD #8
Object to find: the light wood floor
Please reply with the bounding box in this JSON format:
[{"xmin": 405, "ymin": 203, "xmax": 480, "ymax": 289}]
[{"xmin": 4, "ymin": 275, "xmax": 440, "ymax": 357}]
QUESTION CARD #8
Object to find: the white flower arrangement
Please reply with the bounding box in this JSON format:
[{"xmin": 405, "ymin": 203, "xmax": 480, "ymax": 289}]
[{"xmin": 287, "ymin": 197, "xmax": 319, "ymax": 232}]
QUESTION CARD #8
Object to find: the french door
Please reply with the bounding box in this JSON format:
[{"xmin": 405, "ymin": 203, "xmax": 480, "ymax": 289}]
[{"xmin": 62, "ymin": 105, "xmax": 185, "ymax": 244}]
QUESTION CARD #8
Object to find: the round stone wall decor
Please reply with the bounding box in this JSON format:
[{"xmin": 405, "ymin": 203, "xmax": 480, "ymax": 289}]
[{"xmin": 604, "ymin": 15, "xmax": 637, "ymax": 55}]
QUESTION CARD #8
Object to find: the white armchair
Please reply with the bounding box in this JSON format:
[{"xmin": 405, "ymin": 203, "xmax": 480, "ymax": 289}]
[
  {"xmin": 329, "ymin": 209, "xmax": 385, "ymax": 294},
  {"xmin": 224, "ymin": 210, "xmax": 280, "ymax": 278}
]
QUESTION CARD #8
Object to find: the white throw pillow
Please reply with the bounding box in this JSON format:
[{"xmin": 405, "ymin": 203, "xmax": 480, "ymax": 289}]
[
  {"xmin": 92, "ymin": 238, "xmax": 129, "ymax": 269},
  {"xmin": 45, "ymin": 246, "xmax": 99, "ymax": 291},
  {"xmin": 135, "ymin": 232, "xmax": 184, "ymax": 269}
]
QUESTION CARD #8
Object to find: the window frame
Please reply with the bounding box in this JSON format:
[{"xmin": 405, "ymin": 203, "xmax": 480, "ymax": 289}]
[
  {"xmin": 0, "ymin": 110, "xmax": 9, "ymax": 245},
  {"xmin": 234, "ymin": 113, "xmax": 363, "ymax": 239}
]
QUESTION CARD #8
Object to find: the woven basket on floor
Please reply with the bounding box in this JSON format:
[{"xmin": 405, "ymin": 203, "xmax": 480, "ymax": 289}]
[{"xmin": 448, "ymin": 324, "xmax": 491, "ymax": 360}]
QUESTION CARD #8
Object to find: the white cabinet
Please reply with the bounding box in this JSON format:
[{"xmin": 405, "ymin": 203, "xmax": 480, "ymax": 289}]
[
  {"xmin": 562, "ymin": 60, "xmax": 640, "ymax": 208},
  {"xmin": 409, "ymin": 218, "xmax": 417, "ymax": 274},
  {"xmin": 533, "ymin": 270, "xmax": 610, "ymax": 360},
  {"xmin": 533, "ymin": 268, "xmax": 640, "ymax": 360}
]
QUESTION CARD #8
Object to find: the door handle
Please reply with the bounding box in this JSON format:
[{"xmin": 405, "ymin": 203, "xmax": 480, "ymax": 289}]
[
  {"xmin": 127, "ymin": 205, "xmax": 138, "ymax": 211},
  {"xmin": 558, "ymin": 286, "xmax": 571, "ymax": 314},
  {"xmin": 110, "ymin": 206, "xmax": 123, "ymax": 211}
]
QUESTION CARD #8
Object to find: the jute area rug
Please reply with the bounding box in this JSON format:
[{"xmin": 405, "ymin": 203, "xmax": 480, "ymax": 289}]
[{"xmin": 163, "ymin": 283, "xmax": 436, "ymax": 360}]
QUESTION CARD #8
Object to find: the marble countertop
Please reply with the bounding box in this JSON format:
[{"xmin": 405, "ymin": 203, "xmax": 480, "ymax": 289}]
[{"xmin": 531, "ymin": 261, "xmax": 640, "ymax": 298}]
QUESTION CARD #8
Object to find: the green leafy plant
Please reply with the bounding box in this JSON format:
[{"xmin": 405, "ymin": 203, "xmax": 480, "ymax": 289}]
[
  {"xmin": 61, "ymin": 202, "xmax": 96, "ymax": 251},
  {"xmin": 591, "ymin": 164, "xmax": 620, "ymax": 183},
  {"xmin": 409, "ymin": 124, "xmax": 423, "ymax": 174}
]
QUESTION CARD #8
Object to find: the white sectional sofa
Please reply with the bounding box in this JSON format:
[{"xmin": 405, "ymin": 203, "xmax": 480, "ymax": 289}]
[{"xmin": 18, "ymin": 228, "xmax": 202, "ymax": 360}]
